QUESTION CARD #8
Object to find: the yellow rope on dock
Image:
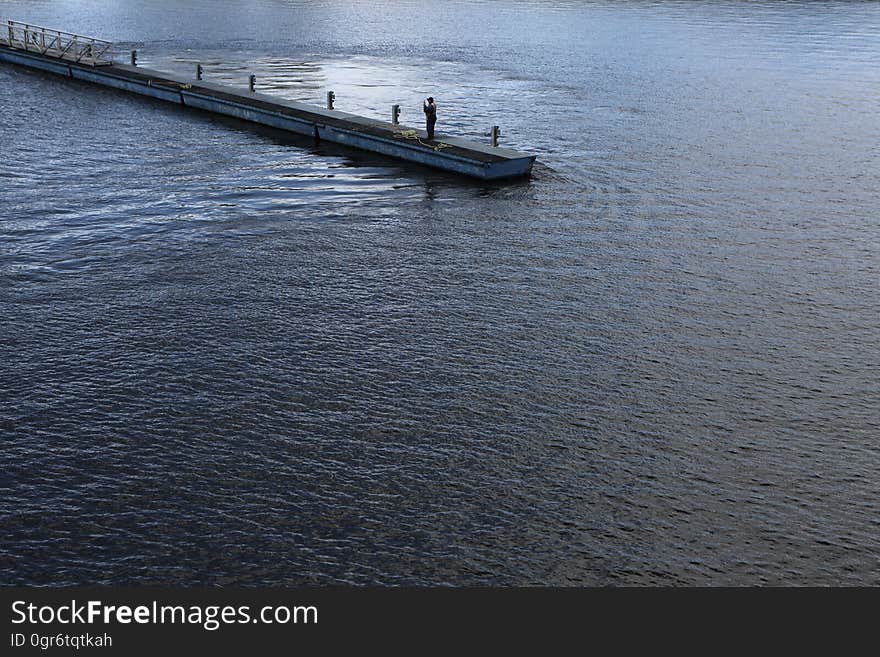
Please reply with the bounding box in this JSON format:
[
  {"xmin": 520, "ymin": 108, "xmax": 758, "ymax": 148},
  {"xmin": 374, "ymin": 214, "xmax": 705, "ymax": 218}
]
[{"xmin": 392, "ymin": 128, "xmax": 451, "ymax": 152}]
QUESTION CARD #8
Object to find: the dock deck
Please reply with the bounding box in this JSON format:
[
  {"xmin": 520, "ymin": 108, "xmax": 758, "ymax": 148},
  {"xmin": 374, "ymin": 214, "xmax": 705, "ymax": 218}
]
[{"xmin": 0, "ymin": 33, "xmax": 536, "ymax": 180}]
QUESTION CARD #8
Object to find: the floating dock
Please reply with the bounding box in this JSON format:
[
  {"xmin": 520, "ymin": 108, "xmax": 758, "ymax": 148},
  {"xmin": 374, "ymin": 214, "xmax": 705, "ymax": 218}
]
[{"xmin": 0, "ymin": 21, "xmax": 536, "ymax": 180}]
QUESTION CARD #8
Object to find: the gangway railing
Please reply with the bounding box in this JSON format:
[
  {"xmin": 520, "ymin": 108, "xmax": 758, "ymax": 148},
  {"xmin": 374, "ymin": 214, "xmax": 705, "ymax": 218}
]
[{"xmin": 4, "ymin": 20, "xmax": 113, "ymax": 66}]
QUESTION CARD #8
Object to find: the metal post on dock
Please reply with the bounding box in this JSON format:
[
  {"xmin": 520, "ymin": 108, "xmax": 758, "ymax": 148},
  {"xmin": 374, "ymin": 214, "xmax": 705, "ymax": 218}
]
[
  {"xmin": 326, "ymin": 90, "xmax": 335, "ymax": 110},
  {"xmin": 249, "ymin": 74, "xmax": 256, "ymax": 93},
  {"xmin": 391, "ymin": 104, "xmax": 400, "ymax": 125},
  {"xmin": 491, "ymin": 125, "xmax": 501, "ymax": 147},
  {"xmin": 130, "ymin": 49, "xmax": 137, "ymax": 66},
  {"xmin": 196, "ymin": 63, "xmax": 203, "ymax": 81}
]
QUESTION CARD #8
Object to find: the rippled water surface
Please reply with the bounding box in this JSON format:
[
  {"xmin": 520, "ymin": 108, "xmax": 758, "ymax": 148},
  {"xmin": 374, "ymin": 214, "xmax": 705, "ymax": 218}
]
[{"xmin": 1, "ymin": 1, "xmax": 878, "ymax": 585}]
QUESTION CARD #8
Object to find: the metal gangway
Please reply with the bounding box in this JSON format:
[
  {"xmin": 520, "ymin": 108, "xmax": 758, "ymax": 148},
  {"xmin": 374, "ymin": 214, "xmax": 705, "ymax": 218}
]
[{"xmin": 4, "ymin": 20, "xmax": 113, "ymax": 66}]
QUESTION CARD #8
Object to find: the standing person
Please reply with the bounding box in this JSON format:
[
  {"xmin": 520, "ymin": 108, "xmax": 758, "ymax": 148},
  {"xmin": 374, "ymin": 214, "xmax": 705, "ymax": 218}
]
[{"xmin": 423, "ymin": 96, "xmax": 437, "ymax": 140}]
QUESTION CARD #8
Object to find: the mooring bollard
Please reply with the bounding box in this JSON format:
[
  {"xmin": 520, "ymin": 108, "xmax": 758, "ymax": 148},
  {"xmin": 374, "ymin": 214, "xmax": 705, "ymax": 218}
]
[
  {"xmin": 196, "ymin": 63, "xmax": 203, "ymax": 81},
  {"xmin": 491, "ymin": 125, "xmax": 501, "ymax": 147},
  {"xmin": 130, "ymin": 50, "xmax": 137, "ymax": 66},
  {"xmin": 326, "ymin": 90, "xmax": 335, "ymax": 110},
  {"xmin": 249, "ymin": 74, "xmax": 256, "ymax": 93},
  {"xmin": 391, "ymin": 104, "xmax": 400, "ymax": 125}
]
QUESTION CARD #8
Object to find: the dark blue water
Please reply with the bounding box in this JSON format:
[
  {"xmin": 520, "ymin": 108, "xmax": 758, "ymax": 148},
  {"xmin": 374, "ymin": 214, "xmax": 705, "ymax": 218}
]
[{"xmin": 1, "ymin": 0, "xmax": 878, "ymax": 585}]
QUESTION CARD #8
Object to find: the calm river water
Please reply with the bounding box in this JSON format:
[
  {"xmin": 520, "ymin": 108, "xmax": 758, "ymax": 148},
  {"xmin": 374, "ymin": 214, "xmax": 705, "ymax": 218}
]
[{"xmin": 1, "ymin": 0, "xmax": 878, "ymax": 585}]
